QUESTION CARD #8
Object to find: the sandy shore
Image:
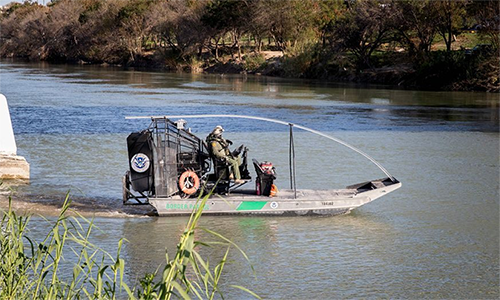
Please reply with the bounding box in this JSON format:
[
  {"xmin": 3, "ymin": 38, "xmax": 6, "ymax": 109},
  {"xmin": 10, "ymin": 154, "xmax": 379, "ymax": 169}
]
[{"xmin": 0, "ymin": 188, "xmax": 155, "ymax": 218}]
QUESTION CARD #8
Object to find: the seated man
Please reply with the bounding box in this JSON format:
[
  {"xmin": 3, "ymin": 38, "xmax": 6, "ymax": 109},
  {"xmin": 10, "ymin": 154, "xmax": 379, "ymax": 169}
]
[{"xmin": 206, "ymin": 125, "xmax": 247, "ymax": 184}]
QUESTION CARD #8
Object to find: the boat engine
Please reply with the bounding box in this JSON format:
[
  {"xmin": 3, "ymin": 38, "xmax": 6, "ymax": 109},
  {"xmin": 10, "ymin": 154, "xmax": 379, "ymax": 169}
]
[{"xmin": 127, "ymin": 131, "xmax": 154, "ymax": 194}]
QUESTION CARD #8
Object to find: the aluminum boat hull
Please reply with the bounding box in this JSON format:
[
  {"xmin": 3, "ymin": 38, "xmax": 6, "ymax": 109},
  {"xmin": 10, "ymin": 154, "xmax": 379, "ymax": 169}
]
[{"xmin": 149, "ymin": 178, "xmax": 401, "ymax": 216}]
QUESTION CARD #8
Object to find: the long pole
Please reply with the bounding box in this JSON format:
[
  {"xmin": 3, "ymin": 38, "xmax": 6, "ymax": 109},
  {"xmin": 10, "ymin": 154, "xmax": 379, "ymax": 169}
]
[
  {"xmin": 289, "ymin": 124, "xmax": 293, "ymax": 190},
  {"xmin": 289, "ymin": 124, "xmax": 297, "ymax": 199}
]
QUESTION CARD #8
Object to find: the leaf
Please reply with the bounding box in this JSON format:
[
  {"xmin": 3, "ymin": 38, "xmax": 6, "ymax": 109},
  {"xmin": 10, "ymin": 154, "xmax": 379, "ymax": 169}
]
[
  {"xmin": 170, "ymin": 281, "xmax": 191, "ymax": 300},
  {"xmin": 229, "ymin": 285, "xmax": 262, "ymax": 299}
]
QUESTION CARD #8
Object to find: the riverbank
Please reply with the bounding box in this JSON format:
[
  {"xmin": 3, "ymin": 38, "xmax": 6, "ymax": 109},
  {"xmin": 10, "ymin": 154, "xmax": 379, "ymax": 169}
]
[
  {"xmin": 1, "ymin": 0, "xmax": 498, "ymax": 93},
  {"xmin": 37, "ymin": 49, "xmax": 496, "ymax": 93},
  {"xmin": 0, "ymin": 189, "xmax": 155, "ymax": 217}
]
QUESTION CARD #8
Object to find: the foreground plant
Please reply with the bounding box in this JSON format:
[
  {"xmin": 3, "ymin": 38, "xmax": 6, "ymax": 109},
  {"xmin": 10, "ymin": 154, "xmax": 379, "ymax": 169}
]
[
  {"xmin": 0, "ymin": 192, "xmax": 258, "ymax": 299},
  {"xmin": 132, "ymin": 192, "xmax": 259, "ymax": 300}
]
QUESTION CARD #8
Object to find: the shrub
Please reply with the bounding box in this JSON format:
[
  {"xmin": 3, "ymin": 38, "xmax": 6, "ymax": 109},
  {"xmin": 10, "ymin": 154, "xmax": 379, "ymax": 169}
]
[
  {"xmin": 243, "ymin": 53, "xmax": 266, "ymax": 71},
  {"xmin": 411, "ymin": 49, "xmax": 498, "ymax": 91}
]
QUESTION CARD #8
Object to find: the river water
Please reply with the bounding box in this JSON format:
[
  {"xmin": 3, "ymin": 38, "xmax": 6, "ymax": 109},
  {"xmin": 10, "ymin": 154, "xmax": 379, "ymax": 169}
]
[{"xmin": 1, "ymin": 61, "xmax": 498, "ymax": 298}]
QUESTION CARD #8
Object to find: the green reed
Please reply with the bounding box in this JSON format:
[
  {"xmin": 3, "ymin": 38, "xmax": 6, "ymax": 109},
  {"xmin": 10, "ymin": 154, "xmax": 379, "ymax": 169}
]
[{"xmin": 0, "ymin": 192, "xmax": 259, "ymax": 299}]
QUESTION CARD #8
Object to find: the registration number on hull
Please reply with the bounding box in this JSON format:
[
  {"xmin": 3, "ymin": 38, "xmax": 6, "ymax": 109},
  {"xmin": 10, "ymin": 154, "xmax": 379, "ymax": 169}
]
[{"xmin": 165, "ymin": 203, "xmax": 209, "ymax": 210}]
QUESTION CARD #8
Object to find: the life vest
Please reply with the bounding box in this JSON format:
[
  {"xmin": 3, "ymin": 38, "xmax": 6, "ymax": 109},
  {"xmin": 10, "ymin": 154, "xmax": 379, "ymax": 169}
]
[
  {"xmin": 270, "ymin": 184, "xmax": 278, "ymax": 197},
  {"xmin": 206, "ymin": 134, "xmax": 231, "ymax": 157}
]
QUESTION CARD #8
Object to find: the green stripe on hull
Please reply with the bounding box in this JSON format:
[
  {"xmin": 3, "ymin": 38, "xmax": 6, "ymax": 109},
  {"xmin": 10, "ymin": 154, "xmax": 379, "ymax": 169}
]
[{"xmin": 236, "ymin": 201, "xmax": 267, "ymax": 211}]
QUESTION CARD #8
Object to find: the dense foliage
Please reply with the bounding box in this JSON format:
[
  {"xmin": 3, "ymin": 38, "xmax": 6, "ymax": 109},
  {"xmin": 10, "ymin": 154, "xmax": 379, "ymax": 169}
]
[{"xmin": 0, "ymin": 0, "xmax": 498, "ymax": 91}]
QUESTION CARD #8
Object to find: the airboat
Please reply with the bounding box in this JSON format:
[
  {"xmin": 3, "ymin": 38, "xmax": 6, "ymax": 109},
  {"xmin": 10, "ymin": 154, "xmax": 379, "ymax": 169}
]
[{"xmin": 123, "ymin": 115, "xmax": 401, "ymax": 216}]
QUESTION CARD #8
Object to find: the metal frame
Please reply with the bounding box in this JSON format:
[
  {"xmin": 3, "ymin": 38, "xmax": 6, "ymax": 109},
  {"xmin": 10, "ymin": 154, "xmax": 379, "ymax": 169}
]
[
  {"xmin": 127, "ymin": 114, "xmax": 397, "ymax": 182},
  {"xmin": 124, "ymin": 114, "xmax": 399, "ymax": 205},
  {"xmin": 150, "ymin": 117, "xmax": 209, "ymax": 198}
]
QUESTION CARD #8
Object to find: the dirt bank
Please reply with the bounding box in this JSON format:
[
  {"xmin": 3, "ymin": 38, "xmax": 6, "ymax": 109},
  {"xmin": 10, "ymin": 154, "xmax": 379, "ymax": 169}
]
[{"xmin": 0, "ymin": 190, "xmax": 155, "ymax": 218}]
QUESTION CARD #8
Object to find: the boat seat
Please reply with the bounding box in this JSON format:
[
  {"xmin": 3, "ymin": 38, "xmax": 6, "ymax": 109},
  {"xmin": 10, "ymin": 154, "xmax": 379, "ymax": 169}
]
[
  {"xmin": 253, "ymin": 159, "xmax": 264, "ymax": 176},
  {"xmin": 206, "ymin": 139, "xmax": 251, "ymax": 194},
  {"xmin": 213, "ymin": 157, "xmax": 231, "ymax": 180},
  {"xmin": 371, "ymin": 181, "xmax": 385, "ymax": 189},
  {"xmin": 205, "ymin": 156, "xmax": 230, "ymax": 194},
  {"xmin": 252, "ymin": 159, "xmax": 276, "ymax": 196},
  {"xmin": 252, "ymin": 159, "xmax": 276, "ymax": 180}
]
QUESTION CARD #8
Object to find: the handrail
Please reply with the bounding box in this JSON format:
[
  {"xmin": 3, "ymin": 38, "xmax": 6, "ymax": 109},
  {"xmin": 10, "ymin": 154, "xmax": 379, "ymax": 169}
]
[{"xmin": 126, "ymin": 114, "xmax": 396, "ymax": 182}]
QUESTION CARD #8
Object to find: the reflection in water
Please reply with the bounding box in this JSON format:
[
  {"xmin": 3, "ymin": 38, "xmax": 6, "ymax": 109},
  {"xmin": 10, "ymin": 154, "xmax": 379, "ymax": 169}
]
[
  {"xmin": 0, "ymin": 61, "xmax": 498, "ymax": 299},
  {"xmin": 121, "ymin": 214, "xmax": 395, "ymax": 297}
]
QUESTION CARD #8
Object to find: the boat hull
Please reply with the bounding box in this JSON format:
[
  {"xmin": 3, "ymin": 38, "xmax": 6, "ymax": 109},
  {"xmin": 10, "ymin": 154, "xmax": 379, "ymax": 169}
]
[{"xmin": 149, "ymin": 179, "xmax": 402, "ymax": 216}]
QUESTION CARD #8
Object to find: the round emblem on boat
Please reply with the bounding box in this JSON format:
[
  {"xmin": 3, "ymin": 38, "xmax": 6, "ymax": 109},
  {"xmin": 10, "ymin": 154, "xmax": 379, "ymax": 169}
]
[
  {"xmin": 131, "ymin": 153, "xmax": 150, "ymax": 173},
  {"xmin": 270, "ymin": 202, "xmax": 278, "ymax": 209}
]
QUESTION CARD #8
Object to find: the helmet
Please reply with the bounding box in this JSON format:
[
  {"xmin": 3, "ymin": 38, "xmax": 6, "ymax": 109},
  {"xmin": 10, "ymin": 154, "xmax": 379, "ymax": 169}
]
[{"xmin": 212, "ymin": 125, "xmax": 224, "ymax": 135}]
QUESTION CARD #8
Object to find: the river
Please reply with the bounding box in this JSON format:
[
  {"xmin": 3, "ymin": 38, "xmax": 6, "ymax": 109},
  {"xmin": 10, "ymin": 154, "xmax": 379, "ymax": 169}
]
[{"xmin": 1, "ymin": 60, "xmax": 498, "ymax": 299}]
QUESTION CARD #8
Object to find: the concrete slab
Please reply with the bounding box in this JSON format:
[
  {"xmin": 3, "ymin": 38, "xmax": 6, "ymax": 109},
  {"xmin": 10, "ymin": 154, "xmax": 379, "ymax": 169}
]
[{"xmin": 0, "ymin": 155, "xmax": 30, "ymax": 180}]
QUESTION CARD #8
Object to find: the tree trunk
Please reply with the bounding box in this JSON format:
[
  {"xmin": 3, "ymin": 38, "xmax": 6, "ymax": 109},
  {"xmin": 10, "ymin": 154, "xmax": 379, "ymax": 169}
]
[
  {"xmin": 447, "ymin": 27, "xmax": 452, "ymax": 51},
  {"xmin": 235, "ymin": 31, "xmax": 242, "ymax": 61},
  {"xmin": 214, "ymin": 37, "xmax": 219, "ymax": 60}
]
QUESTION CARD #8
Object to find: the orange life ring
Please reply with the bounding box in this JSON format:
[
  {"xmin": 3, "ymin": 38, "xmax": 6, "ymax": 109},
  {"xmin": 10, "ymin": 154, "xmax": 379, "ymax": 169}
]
[{"xmin": 179, "ymin": 170, "xmax": 200, "ymax": 195}]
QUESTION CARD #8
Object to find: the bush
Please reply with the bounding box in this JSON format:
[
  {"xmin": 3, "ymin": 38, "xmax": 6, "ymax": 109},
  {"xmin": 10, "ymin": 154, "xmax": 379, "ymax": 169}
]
[
  {"xmin": 411, "ymin": 50, "xmax": 469, "ymax": 90},
  {"xmin": 243, "ymin": 53, "xmax": 266, "ymax": 71},
  {"xmin": 280, "ymin": 44, "xmax": 318, "ymax": 77}
]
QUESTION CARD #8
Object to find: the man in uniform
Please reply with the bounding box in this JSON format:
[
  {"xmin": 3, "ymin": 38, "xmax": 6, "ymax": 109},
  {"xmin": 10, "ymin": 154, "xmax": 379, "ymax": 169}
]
[{"xmin": 206, "ymin": 125, "xmax": 247, "ymax": 184}]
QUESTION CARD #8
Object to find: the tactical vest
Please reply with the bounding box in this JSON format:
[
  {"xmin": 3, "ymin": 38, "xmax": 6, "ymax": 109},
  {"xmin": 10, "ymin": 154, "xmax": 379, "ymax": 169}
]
[{"xmin": 206, "ymin": 134, "xmax": 230, "ymax": 157}]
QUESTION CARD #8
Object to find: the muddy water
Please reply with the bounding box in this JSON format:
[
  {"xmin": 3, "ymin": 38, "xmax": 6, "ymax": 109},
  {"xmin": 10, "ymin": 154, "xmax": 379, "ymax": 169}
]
[{"xmin": 1, "ymin": 61, "xmax": 498, "ymax": 298}]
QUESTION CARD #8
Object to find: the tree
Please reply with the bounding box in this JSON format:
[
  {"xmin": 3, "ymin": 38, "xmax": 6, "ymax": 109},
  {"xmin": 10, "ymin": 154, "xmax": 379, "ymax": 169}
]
[
  {"xmin": 255, "ymin": 0, "xmax": 320, "ymax": 54},
  {"xmin": 327, "ymin": 0, "xmax": 394, "ymax": 68},
  {"xmin": 201, "ymin": 0, "xmax": 250, "ymax": 60},
  {"xmin": 315, "ymin": 0, "xmax": 346, "ymax": 48},
  {"xmin": 0, "ymin": 2, "xmax": 48, "ymax": 59},
  {"xmin": 468, "ymin": 0, "xmax": 500, "ymax": 50},
  {"xmin": 149, "ymin": 0, "xmax": 207, "ymax": 61},
  {"xmin": 72, "ymin": 0, "xmax": 128, "ymax": 64},
  {"xmin": 392, "ymin": 0, "xmax": 438, "ymax": 60},
  {"xmin": 116, "ymin": 0, "xmax": 154, "ymax": 63},
  {"xmin": 433, "ymin": 0, "xmax": 469, "ymax": 51},
  {"xmin": 245, "ymin": 0, "xmax": 269, "ymax": 53},
  {"xmin": 41, "ymin": 0, "xmax": 84, "ymax": 61}
]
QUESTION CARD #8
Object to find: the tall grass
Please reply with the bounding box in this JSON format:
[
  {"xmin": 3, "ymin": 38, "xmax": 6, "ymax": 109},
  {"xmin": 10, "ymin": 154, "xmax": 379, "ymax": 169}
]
[{"xmin": 0, "ymin": 192, "xmax": 259, "ymax": 299}]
